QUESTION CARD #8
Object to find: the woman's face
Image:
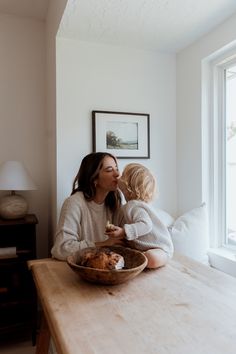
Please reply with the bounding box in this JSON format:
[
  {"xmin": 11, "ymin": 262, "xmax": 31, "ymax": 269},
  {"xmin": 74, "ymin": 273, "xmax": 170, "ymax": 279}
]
[{"xmin": 95, "ymin": 156, "xmax": 120, "ymax": 193}]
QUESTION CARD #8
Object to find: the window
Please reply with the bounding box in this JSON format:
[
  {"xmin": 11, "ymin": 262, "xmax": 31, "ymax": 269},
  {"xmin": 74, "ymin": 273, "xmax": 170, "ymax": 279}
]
[
  {"xmin": 202, "ymin": 45, "xmax": 236, "ymax": 277},
  {"xmin": 225, "ymin": 65, "xmax": 236, "ymax": 250},
  {"xmin": 212, "ymin": 59, "xmax": 236, "ymax": 250}
]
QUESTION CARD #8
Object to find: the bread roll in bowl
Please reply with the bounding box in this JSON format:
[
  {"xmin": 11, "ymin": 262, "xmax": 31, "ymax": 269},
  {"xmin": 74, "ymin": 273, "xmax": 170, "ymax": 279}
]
[{"xmin": 80, "ymin": 247, "xmax": 124, "ymax": 270}]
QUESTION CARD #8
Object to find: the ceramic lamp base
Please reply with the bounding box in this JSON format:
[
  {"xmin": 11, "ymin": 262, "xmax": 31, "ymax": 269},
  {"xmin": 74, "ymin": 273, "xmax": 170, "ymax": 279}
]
[{"xmin": 0, "ymin": 194, "xmax": 28, "ymax": 219}]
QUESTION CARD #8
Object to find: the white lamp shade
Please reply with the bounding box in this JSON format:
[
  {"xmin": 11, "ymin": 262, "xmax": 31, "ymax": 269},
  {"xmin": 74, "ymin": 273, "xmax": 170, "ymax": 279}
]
[{"xmin": 0, "ymin": 160, "xmax": 37, "ymax": 191}]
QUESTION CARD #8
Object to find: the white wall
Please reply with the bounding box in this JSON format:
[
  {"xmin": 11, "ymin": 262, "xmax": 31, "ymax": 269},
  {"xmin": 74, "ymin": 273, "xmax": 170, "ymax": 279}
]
[
  {"xmin": 0, "ymin": 14, "xmax": 48, "ymax": 258},
  {"xmin": 177, "ymin": 12, "xmax": 236, "ymax": 215},
  {"xmin": 46, "ymin": 0, "xmax": 67, "ymax": 251},
  {"xmin": 56, "ymin": 38, "xmax": 177, "ymax": 218},
  {"xmin": 0, "ymin": 0, "xmax": 67, "ymax": 258}
]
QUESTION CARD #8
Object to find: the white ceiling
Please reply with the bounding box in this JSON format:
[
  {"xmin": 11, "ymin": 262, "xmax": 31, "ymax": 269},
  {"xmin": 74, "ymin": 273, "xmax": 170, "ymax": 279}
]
[
  {"xmin": 59, "ymin": 0, "xmax": 236, "ymax": 53},
  {"xmin": 1, "ymin": 0, "xmax": 236, "ymax": 52}
]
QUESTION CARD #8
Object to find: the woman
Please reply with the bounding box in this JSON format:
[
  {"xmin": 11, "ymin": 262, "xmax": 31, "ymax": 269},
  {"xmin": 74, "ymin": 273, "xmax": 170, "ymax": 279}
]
[{"xmin": 51, "ymin": 152, "xmax": 124, "ymax": 260}]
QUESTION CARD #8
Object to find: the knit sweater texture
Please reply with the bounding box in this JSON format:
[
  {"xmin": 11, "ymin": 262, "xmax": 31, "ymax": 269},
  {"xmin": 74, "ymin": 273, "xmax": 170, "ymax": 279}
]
[
  {"xmin": 51, "ymin": 192, "xmax": 118, "ymax": 260},
  {"xmin": 121, "ymin": 200, "xmax": 174, "ymax": 257}
]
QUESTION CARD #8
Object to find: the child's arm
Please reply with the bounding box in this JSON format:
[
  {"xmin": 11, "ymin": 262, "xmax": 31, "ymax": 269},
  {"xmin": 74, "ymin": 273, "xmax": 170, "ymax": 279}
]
[{"xmin": 124, "ymin": 206, "xmax": 152, "ymax": 240}]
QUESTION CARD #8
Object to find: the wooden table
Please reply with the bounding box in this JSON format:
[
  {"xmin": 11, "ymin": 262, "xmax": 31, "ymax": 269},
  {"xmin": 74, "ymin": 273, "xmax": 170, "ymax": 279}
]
[{"xmin": 28, "ymin": 254, "xmax": 236, "ymax": 354}]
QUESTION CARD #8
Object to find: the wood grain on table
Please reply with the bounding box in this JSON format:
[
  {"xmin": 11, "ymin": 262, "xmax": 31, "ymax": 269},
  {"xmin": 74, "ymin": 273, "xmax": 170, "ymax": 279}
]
[{"xmin": 29, "ymin": 254, "xmax": 236, "ymax": 354}]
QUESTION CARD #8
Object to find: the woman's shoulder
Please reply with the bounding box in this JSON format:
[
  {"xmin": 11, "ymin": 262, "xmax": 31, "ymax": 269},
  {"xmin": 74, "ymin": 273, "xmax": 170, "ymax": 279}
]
[{"xmin": 62, "ymin": 191, "xmax": 86, "ymax": 208}]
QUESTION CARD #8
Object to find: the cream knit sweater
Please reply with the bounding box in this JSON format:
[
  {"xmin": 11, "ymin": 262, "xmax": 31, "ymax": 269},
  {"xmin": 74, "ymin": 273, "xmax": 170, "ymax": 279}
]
[
  {"xmin": 51, "ymin": 192, "xmax": 115, "ymax": 260},
  {"xmin": 121, "ymin": 200, "xmax": 174, "ymax": 257}
]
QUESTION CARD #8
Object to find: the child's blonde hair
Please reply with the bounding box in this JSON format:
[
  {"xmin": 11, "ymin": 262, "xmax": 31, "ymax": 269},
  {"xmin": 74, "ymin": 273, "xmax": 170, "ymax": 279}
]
[{"xmin": 121, "ymin": 163, "xmax": 157, "ymax": 202}]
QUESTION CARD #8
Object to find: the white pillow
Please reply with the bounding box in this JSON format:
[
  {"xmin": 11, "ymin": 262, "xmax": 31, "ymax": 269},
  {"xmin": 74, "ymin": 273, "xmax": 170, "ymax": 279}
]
[
  {"xmin": 155, "ymin": 208, "xmax": 175, "ymax": 227},
  {"xmin": 170, "ymin": 203, "xmax": 209, "ymax": 263}
]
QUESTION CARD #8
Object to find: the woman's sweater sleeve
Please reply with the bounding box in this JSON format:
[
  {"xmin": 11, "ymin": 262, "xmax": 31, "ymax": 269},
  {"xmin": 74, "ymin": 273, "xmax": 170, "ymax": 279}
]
[{"xmin": 51, "ymin": 197, "xmax": 94, "ymax": 260}]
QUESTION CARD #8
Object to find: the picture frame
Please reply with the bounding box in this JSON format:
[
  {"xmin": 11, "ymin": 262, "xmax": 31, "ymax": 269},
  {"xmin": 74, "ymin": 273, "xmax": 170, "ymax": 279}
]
[{"xmin": 92, "ymin": 110, "xmax": 150, "ymax": 159}]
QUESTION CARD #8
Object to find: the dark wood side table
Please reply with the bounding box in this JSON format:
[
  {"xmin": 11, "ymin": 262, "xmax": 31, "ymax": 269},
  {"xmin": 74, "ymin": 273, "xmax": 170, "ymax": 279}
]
[{"xmin": 0, "ymin": 214, "xmax": 38, "ymax": 344}]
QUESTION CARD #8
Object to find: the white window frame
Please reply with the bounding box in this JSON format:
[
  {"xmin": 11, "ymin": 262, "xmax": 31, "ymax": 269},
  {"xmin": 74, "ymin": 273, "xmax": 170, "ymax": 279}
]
[{"xmin": 202, "ymin": 43, "xmax": 236, "ymax": 277}]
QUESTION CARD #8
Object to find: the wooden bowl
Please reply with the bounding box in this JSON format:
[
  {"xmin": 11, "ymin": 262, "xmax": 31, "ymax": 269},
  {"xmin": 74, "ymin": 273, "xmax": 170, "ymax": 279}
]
[{"xmin": 67, "ymin": 246, "xmax": 147, "ymax": 285}]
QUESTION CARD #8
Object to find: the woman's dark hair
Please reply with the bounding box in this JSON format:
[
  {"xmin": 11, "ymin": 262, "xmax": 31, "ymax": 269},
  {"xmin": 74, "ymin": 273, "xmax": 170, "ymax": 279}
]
[{"xmin": 71, "ymin": 152, "xmax": 121, "ymax": 212}]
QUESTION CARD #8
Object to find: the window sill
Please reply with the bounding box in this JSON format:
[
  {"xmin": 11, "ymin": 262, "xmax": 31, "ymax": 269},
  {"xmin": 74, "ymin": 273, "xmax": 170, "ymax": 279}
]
[{"xmin": 208, "ymin": 247, "xmax": 236, "ymax": 278}]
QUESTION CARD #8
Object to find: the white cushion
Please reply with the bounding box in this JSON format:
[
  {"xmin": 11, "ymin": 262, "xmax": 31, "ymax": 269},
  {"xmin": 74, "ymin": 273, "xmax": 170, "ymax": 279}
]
[
  {"xmin": 155, "ymin": 208, "xmax": 175, "ymax": 227},
  {"xmin": 170, "ymin": 203, "xmax": 209, "ymax": 263}
]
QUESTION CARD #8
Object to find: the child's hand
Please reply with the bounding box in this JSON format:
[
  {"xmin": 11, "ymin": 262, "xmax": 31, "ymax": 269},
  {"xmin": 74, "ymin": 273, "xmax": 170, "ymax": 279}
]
[
  {"xmin": 105, "ymin": 220, "xmax": 116, "ymax": 232},
  {"xmin": 105, "ymin": 226, "xmax": 125, "ymax": 240}
]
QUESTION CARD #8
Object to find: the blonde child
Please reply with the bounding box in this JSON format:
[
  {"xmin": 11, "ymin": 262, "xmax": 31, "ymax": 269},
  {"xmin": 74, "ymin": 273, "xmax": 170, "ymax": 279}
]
[{"xmin": 105, "ymin": 163, "xmax": 174, "ymax": 269}]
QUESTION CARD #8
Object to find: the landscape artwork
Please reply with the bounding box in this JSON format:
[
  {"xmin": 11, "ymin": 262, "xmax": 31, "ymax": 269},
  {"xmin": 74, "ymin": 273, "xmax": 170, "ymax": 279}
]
[
  {"xmin": 92, "ymin": 111, "xmax": 150, "ymax": 158},
  {"xmin": 106, "ymin": 121, "xmax": 138, "ymax": 150}
]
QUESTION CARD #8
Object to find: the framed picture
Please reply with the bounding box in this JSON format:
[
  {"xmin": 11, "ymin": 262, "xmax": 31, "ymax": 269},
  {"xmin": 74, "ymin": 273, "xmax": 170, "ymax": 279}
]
[{"xmin": 92, "ymin": 111, "xmax": 150, "ymax": 159}]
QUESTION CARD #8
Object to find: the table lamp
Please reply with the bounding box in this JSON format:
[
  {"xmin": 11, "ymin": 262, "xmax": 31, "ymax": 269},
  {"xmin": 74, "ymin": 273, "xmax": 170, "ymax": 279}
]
[{"xmin": 0, "ymin": 160, "xmax": 37, "ymax": 219}]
